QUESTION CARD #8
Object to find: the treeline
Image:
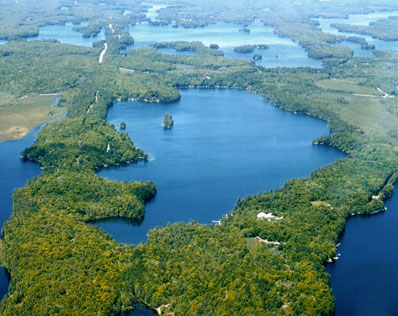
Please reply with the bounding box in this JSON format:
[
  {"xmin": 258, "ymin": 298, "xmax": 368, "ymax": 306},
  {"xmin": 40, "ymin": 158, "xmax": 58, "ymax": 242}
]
[
  {"xmin": 153, "ymin": 41, "xmax": 224, "ymax": 56},
  {"xmin": 332, "ymin": 16, "xmax": 398, "ymax": 41}
]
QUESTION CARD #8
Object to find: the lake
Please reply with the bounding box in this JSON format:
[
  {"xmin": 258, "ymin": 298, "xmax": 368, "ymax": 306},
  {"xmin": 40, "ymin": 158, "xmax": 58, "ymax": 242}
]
[
  {"xmin": 317, "ymin": 10, "xmax": 398, "ymax": 57},
  {"xmin": 27, "ymin": 22, "xmax": 105, "ymax": 47},
  {"xmin": 0, "ymin": 126, "xmax": 42, "ymax": 300},
  {"xmin": 0, "ymin": 98, "xmax": 63, "ymax": 301},
  {"xmin": 95, "ymin": 88, "xmax": 345, "ymax": 315},
  {"xmin": 97, "ymin": 89, "xmax": 345, "ymax": 243},
  {"xmin": 129, "ymin": 20, "xmax": 323, "ymax": 68},
  {"xmin": 0, "ymin": 7, "xmax": 397, "ymax": 316},
  {"xmin": 327, "ymin": 187, "xmax": 398, "ymax": 316}
]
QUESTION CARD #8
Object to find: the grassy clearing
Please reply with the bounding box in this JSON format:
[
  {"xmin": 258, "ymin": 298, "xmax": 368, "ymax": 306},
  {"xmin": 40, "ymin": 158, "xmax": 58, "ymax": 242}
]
[
  {"xmin": 0, "ymin": 94, "xmax": 66, "ymax": 142},
  {"xmin": 316, "ymin": 78, "xmax": 383, "ymax": 96},
  {"xmin": 311, "ymin": 201, "xmax": 330, "ymax": 207},
  {"xmin": 319, "ymin": 92, "xmax": 398, "ymax": 138}
]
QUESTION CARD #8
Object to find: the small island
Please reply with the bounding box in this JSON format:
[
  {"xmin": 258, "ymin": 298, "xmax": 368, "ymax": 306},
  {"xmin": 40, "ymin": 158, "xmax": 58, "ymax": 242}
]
[
  {"xmin": 252, "ymin": 53, "xmax": 262, "ymax": 60},
  {"xmin": 120, "ymin": 121, "xmax": 126, "ymax": 130},
  {"xmin": 209, "ymin": 43, "xmax": 219, "ymax": 49},
  {"xmin": 163, "ymin": 113, "xmax": 174, "ymax": 129},
  {"xmin": 234, "ymin": 44, "xmax": 269, "ymax": 53}
]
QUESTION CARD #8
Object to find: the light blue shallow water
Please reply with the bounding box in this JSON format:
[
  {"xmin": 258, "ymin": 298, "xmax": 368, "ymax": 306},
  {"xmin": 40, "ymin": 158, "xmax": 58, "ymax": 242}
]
[
  {"xmin": 28, "ymin": 22, "xmax": 105, "ymax": 47},
  {"xmin": 129, "ymin": 20, "xmax": 323, "ymax": 68},
  {"xmin": 317, "ymin": 10, "xmax": 398, "ymax": 56}
]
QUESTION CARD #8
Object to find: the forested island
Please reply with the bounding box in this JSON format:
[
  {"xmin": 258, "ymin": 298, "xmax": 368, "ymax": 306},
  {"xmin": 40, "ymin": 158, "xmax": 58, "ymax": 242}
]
[
  {"xmin": 234, "ymin": 44, "xmax": 269, "ymax": 53},
  {"xmin": 0, "ymin": 0, "xmax": 397, "ymax": 315},
  {"xmin": 163, "ymin": 113, "xmax": 174, "ymax": 129}
]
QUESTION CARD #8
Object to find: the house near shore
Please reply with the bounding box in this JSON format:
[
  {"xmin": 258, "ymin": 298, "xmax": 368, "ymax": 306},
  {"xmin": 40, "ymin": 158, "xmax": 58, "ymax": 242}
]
[{"xmin": 257, "ymin": 212, "xmax": 283, "ymax": 221}]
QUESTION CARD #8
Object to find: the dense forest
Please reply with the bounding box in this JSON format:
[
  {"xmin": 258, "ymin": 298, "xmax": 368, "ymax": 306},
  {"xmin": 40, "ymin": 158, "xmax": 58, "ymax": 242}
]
[{"xmin": 0, "ymin": 0, "xmax": 397, "ymax": 315}]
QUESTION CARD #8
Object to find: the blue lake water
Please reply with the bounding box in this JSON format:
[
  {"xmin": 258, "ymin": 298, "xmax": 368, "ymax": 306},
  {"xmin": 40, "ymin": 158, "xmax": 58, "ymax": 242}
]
[
  {"xmin": 28, "ymin": 22, "xmax": 105, "ymax": 47},
  {"xmin": 129, "ymin": 20, "xmax": 323, "ymax": 68},
  {"xmin": 0, "ymin": 127, "xmax": 42, "ymax": 300},
  {"xmin": 0, "ymin": 98, "xmax": 62, "ymax": 301},
  {"xmin": 317, "ymin": 10, "xmax": 398, "ymax": 56},
  {"xmin": 327, "ymin": 187, "xmax": 398, "ymax": 316},
  {"xmin": 96, "ymin": 89, "xmax": 345, "ymax": 244},
  {"xmin": 143, "ymin": 3, "xmax": 169, "ymax": 22}
]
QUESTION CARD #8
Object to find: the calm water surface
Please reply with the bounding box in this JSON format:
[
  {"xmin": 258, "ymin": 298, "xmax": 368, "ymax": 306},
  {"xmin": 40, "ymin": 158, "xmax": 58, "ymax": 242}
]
[
  {"xmin": 28, "ymin": 22, "xmax": 105, "ymax": 47},
  {"xmin": 129, "ymin": 20, "xmax": 323, "ymax": 68},
  {"xmin": 327, "ymin": 187, "xmax": 398, "ymax": 316},
  {"xmin": 0, "ymin": 127, "xmax": 42, "ymax": 299},
  {"xmin": 0, "ymin": 8, "xmax": 396, "ymax": 315},
  {"xmin": 96, "ymin": 89, "xmax": 345, "ymax": 244},
  {"xmin": 143, "ymin": 3, "xmax": 169, "ymax": 22},
  {"xmin": 317, "ymin": 10, "xmax": 398, "ymax": 56},
  {"xmin": 0, "ymin": 98, "xmax": 62, "ymax": 300},
  {"xmin": 96, "ymin": 88, "xmax": 345, "ymax": 315}
]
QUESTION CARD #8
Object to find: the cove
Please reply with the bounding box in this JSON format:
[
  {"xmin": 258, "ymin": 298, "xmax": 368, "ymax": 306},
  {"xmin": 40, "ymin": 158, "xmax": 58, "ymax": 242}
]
[
  {"xmin": 128, "ymin": 20, "xmax": 323, "ymax": 68},
  {"xmin": 96, "ymin": 89, "xmax": 345, "ymax": 245},
  {"xmin": 327, "ymin": 186, "xmax": 398, "ymax": 316}
]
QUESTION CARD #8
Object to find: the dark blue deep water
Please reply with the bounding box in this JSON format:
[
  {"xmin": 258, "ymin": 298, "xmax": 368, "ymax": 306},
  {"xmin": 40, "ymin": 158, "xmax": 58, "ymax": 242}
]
[
  {"xmin": 327, "ymin": 187, "xmax": 398, "ymax": 316},
  {"xmin": 96, "ymin": 89, "xmax": 345, "ymax": 244},
  {"xmin": 95, "ymin": 88, "xmax": 345, "ymax": 315}
]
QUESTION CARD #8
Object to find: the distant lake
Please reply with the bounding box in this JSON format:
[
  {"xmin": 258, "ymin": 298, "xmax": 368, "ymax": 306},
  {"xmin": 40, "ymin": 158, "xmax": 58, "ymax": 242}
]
[
  {"xmin": 317, "ymin": 10, "xmax": 398, "ymax": 56},
  {"xmin": 129, "ymin": 20, "xmax": 323, "ymax": 68},
  {"xmin": 27, "ymin": 22, "xmax": 105, "ymax": 47}
]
